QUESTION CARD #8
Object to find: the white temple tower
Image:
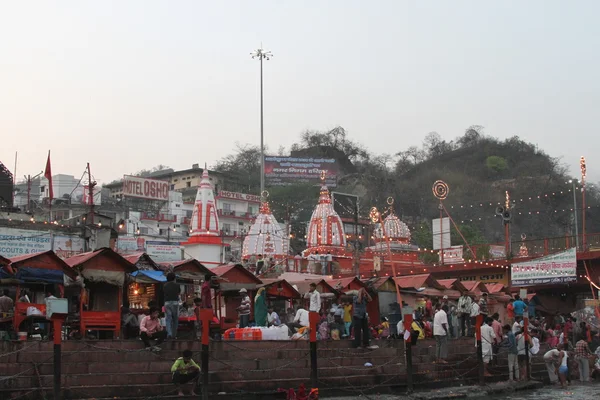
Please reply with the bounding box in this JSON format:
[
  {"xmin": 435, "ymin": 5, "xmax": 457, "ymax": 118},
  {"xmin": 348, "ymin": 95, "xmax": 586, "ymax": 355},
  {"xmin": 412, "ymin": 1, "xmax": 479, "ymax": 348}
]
[
  {"xmin": 242, "ymin": 201, "xmax": 287, "ymax": 260},
  {"xmin": 182, "ymin": 169, "xmax": 223, "ymax": 266}
]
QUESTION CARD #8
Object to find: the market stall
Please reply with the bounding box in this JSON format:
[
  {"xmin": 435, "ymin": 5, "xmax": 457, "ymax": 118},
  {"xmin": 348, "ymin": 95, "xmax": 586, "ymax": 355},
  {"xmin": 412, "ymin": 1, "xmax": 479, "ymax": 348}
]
[
  {"xmin": 394, "ymin": 274, "xmax": 446, "ymax": 311},
  {"xmin": 257, "ymin": 278, "xmax": 301, "ymax": 321},
  {"xmin": 7, "ymin": 251, "xmax": 78, "ymax": 334},
  {"xmin": 327, "ymin": 276, "xmax": 380, "ymax": 321},
  {"xmin": 288, "ymin": 279, "xmax": 339, "ymax": 313},
  {"xmin": 123, "ymin": 253, "xmax": 162, "ymax": 310},
  {"xmin": 65, "ymin": 248, "xmax": 136, "ymax": 338},
  {"xmin": 211, "ymin": 264, "xmax": 262, "ymax": 329}
]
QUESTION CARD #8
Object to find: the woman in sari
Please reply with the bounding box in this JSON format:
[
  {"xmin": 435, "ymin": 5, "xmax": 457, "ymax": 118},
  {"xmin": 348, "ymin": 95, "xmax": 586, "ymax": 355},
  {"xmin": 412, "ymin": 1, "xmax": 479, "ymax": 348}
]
[{"xmin": 254, "ymin": 287, "xmax": 268, "ymax": 327}]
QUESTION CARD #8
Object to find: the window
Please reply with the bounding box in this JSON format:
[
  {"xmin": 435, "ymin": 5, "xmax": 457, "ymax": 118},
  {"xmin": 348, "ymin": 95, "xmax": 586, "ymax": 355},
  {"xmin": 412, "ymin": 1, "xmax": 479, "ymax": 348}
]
[
  {"xmin": 175, "ymin": 203, "xmax": 181, "ymax": 208},
  {"xmin": 170, "ymin": 184, "xmax": 175, "ymax": 190},
  {"xmin": 174, "ymin": 179, "xmax": 178, "ymax": 182},
  {"xmin": 223, "ymin": 223, "xmax": 232, "ymax": 234},
  {"xmin": 140, "ymin": 227, "xmax": 149, "ymax": 235},
  {"xmin": 159, "ymin": 228, "xmax": 167, "ymax": 236},
  {"xmin": 186, "ymin": 182, "xmax": 191, "ymax": 188}
]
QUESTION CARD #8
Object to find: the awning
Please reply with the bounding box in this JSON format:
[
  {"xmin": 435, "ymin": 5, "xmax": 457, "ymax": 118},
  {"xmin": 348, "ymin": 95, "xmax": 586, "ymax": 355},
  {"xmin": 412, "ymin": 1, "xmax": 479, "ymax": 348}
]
[
  {"xmin": 15, "ymin": 267, "xmax": 64, "ymax": 285},
  {"xmin": 131, "ymin": 270, "xmax": 166, "ymax": 284}
]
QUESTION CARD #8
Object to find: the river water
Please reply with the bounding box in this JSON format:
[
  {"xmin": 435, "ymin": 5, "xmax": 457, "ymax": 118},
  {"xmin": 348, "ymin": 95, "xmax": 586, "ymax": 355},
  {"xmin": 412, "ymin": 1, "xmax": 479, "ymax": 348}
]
[
  {"xmin": 330, "ymin": 383, "xmax": 599, "ymax": 399},
  {"xmin": 484, "ymin": 384, "xmax": 599, "ymax": 399}
]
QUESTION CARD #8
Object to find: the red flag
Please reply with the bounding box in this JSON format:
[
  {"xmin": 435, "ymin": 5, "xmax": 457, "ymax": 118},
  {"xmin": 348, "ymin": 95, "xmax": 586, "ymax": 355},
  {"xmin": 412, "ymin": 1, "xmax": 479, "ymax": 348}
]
[{"xmin": 44, "ymin": 151, "xmax": 53, "ymax": 200}]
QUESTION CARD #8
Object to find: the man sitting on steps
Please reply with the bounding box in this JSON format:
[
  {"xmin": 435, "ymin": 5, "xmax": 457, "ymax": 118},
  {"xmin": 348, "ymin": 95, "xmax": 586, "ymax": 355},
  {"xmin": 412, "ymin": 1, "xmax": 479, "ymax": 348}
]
[
  {"xmin": 171, "ymin": 349, "xmax": 200, "ymax": 396},
  {"xmin": 140, "ymin": 307, "xmax": 167, "ymax": 352}
]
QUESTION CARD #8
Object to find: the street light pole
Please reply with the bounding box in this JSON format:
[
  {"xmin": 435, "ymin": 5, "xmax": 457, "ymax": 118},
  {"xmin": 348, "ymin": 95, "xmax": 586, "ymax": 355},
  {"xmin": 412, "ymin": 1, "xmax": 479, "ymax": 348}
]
[
  {"xmin": 250, "ymin": 47, "xmax": 273, "ymax": 196},
  {"xmin": 570, "ymin": 180, "xmax": 579, "ymax": 250}
]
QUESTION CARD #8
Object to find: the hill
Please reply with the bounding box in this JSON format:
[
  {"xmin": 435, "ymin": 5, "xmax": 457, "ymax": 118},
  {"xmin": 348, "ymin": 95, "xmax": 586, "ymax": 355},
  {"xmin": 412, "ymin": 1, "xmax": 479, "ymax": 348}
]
[{"xmin": 215, "ymin": 126, "xmax": 600, "ymax": 251}]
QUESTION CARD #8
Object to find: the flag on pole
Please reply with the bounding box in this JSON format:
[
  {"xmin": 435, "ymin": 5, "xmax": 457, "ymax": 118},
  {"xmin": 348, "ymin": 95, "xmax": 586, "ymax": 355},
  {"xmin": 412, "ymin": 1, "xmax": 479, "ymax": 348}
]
[{"xmin": 44, "ymin": 151, "xmax": 53, "ymax": 200}]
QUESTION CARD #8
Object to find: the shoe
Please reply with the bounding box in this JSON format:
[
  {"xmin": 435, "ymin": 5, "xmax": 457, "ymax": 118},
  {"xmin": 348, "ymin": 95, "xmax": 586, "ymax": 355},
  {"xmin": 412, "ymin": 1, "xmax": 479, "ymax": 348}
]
[
  {"xmin": 367, "ymin": 345, "xmax": 379, "ymax": 350},
  {"xmin": 152, "ymin": 346, "xmax": 162, "ymax": 352}
]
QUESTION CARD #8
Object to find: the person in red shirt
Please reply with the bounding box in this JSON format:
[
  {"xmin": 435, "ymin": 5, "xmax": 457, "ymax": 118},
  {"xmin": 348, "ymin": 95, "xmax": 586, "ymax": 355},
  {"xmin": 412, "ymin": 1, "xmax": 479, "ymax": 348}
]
[
  {"xmin": 506, "ymin": 299, "xmax": 515, "ymax": 325},
  {"xmin": 201, "ymin": 274, "xmax": 212, "ymax": 309},
  {"xmin": 425, "ymin": 298, "xmax": 433, "ymax": 319},
  {"xmin": 140, "ymin": 307, "xmax": 167, "ymax": 351}
]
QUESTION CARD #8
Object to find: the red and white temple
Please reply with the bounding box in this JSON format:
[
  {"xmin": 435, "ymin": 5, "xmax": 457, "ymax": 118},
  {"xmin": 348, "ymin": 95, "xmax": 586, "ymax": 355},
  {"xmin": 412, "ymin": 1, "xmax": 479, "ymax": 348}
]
[
  {"xmin": 304, "ymin": 175, "xmax": 347, "ymax": 257},
  {"xmin": 242, "ymin": 200, "xmax": 287, "ymax": 260},
  {"xmin": 182, "ymin": 169, "xmax": 223, "ymax": 266}
]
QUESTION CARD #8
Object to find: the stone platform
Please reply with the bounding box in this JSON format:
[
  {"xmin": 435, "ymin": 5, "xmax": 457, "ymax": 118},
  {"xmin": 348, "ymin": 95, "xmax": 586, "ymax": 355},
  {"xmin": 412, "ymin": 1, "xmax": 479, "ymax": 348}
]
[{"xmin": 0, "ymin": 338, "xmax": 550, "ymax": 399}]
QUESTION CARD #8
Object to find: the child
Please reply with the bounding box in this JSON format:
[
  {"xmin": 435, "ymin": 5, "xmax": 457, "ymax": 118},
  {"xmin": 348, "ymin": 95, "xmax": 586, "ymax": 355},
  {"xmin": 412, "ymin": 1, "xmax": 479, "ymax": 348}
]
[{"xmin": 171, "ymin": 349, "xmax": 200, "ymax": 396}]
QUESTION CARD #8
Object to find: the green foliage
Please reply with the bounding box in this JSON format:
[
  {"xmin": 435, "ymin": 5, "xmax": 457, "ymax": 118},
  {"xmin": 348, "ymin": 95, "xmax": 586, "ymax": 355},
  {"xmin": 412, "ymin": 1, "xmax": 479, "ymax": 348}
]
[{"xmin": 486, "ymin": 156, "xmax": 508, "ymax": 173}]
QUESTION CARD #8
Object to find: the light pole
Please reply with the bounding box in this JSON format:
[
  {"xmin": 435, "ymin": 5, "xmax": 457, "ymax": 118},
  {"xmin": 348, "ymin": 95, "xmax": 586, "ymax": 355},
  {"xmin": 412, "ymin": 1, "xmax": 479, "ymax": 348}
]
[
  {"xmin": 250, "ymin": 47, "xmax": 273, "ymax": 197},
  {"xmin": 569, "ymin": 179, "xmax": 580, "ymax": 250}
]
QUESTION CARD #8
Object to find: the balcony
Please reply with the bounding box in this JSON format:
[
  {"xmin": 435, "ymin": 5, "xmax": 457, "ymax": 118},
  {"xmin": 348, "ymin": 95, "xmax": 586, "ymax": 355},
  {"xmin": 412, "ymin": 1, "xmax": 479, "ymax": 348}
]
[
  {"xmin": 220, "ymin": 230, "xmax": 246, "ymax": 238},
  {"xmin": 182, "ymin": 217, "xmax": 191, "ymax": 225},
  {"xmin": 140, "ymin": 212, "xmax": 177, "ymax": 222},
  {"xmin": 217, "ymin": 209, "xmax": 254, "ymax": 219}
]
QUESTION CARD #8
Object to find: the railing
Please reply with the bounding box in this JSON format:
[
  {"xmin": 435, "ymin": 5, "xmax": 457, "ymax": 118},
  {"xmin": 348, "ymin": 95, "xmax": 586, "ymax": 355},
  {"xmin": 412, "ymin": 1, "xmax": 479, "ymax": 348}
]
[
  {"xmin": 217, "ymin": 210, "xmax": 253, "ymax": 219},
  {"xmin": 140, "ymin": 212, "xmax": 177, "ymax": 222}
]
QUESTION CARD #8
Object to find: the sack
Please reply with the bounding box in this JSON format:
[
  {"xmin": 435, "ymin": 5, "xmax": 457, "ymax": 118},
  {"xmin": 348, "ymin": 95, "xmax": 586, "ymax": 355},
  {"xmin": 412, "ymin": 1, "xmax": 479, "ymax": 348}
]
[
  {"xmin": 331, "ymin": 329, "xmax": 340, "ymax": 340},
  {"xmin": 26, "ymin": 306, "xmax": 43, "ymax": 316}
]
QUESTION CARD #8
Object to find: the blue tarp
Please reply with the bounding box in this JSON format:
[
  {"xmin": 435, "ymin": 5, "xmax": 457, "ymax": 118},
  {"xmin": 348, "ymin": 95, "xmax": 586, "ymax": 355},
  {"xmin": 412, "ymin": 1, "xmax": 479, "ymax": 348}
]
[
  {"xmin": 131, "ymin": 270, "xmax": 166, "ymax": 282},
  {"xmin": 15, "ymin": 267, "xmax": 64, "ymax": 284},
  {"xmin": 0, "ymin": 267, "xmax": 14, "ymax": 279}
]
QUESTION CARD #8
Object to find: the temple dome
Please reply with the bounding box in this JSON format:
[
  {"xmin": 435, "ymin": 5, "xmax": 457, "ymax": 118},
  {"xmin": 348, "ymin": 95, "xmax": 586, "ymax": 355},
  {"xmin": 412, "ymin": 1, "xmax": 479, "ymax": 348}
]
[
  {"xmin": 242, "ymin": 202, "xmax": 286, "ymax": 259},
  {"xmin": 305, "ymin": 182, "xmax": 346, "ymax": 255},
  {"xmin": 374, "ymin": 214, "xmax": 411, "ymax": 244}
]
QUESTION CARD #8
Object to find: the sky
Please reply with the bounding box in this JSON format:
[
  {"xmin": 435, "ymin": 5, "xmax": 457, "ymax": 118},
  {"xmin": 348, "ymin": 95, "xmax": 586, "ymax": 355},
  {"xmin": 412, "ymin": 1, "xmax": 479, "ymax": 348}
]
[{"xmin": 1, "ymin": 1, "xmax": 599, "ymax": 186}]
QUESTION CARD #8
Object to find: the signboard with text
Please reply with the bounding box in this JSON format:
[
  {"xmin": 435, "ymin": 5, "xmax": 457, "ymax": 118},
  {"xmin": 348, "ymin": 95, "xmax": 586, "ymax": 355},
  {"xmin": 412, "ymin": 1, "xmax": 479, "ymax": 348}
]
[
  {"xmin": 117, "ymin": 237, "xmax": 146, "ymax": 254},
  {"xmin": 218, "ymin": 191, "xmax": 261, "ymax": 203},
  {"xmin": 489, "ymin": 245, "xmax": 506, "ymax": 260},
  {"xmin": 0, "ymin": 228, "xmax": 51, "ymax": 257},
  {"xmin": 122, "ymin": 175, "xmax": 170, "ymax": 201},
  {"xmin": 53, "ymin": 236, "xmax": 85, "ymax": 259},
  {"xmin": 511, "ymin": 248, "xmax": 577, "ymax": 287},
  {"xmin": 264, "ymin": 156, "xmax": 339, "ymax": 187},
  {"xmin": 442, "ymin": 245, "xmax": 463, "ymax": 264},
  {"xmin": 146, "ymin": 241, "xmax": 183, "ymax": 262}
]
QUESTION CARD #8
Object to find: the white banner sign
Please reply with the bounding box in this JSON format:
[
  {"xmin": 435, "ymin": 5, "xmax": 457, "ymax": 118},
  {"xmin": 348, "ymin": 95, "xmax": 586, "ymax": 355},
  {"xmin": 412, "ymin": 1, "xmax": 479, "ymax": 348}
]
[
  {"xmin": 442, "ymin": 245, "xmax": 463, "ymax": 264},
  {"xmin": 146, "ymin": 241, "xmax": 183, "ymax": 262},
  {"xmin": 511, "ymin": 248, "xmax": 577, "ymax": 287},
  {"xmin": 117, "ymin": 237, "xmax": 145, "ymax": 254},
  {"xmin": 53, "ymin": 236, "xmax": 85, "ymax": 259},
  {"xmin": 0, "ymin": 228, "xmax": 51, "ymax": 257}
]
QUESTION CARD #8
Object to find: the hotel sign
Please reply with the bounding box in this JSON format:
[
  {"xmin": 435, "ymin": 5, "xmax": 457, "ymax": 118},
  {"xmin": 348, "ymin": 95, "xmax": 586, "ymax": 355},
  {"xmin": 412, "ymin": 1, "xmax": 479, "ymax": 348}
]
[
  {"xmin": 218, "ymin": 191, "xmax": 261, "ymax": 202},
  {"xmin": 122, "ymin": 175, "xmax": 169, "ymax": 201}
]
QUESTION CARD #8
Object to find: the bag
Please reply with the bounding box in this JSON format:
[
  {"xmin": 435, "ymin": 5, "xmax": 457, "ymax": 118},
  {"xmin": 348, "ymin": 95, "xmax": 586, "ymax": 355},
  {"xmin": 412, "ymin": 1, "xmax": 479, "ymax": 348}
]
[
  {"xmin": 331, "ymin": 329, "xmax": 340, "ymax": 340},
  {"xmin": 26, "ymin": 307, "xmax": 43, "ymax": 316}
]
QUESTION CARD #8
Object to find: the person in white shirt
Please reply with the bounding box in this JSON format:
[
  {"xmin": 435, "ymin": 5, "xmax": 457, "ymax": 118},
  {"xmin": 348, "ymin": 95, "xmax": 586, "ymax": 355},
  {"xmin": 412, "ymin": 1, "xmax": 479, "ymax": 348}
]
[
  {"xmin": 512, "ymin": 317, "xmax": 523, "ymax": 335},
  {"xmin": 469, "ymin": 297, "xmax": 480, "ymax": 336},
  {"xmin": 433, "ymin": 304, "xmax": 449, "ymax": 364},
  {"xmin": 287, "ymin": 307, "xmax": 309, "ymax": 336},
  {"xmin": 543, "ymin": 346, "xmax": 562, "ymax": 383},
  {"xmin": 305, "ymin": 283, "xmax": 321, "ymax": 313},
  {"xmin": 480, "ymin": 317, "xmax": 496, "ymax": 377}
]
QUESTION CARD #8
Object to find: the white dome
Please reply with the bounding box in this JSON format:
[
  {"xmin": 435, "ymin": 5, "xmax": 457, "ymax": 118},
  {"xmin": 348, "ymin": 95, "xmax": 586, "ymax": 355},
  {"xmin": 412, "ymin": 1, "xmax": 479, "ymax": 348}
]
[
  {"xmin": 242, "ymin": 202, "xmax": 286, "ymax": 259},
  {"xmin": 375, "ymin": 214, "xmax": 411, "ymax": 242}
]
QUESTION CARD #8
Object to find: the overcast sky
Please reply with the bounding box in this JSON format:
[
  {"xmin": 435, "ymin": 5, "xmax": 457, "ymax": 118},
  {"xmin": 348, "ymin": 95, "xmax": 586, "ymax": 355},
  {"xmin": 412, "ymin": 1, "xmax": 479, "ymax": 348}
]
[{"xmin": 1, "ymin": 1, "xmax": 599, "ymax": 186}]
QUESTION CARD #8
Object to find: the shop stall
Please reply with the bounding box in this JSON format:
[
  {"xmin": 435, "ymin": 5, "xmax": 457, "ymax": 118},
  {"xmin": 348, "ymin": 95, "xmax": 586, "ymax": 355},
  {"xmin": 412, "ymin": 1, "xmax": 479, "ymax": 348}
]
[
  {"xmin": 460, "ymin": 281, "xmax": 490, "ymax": 297},
  {"xmin": 211, "ymin": 264, "xmax": 262, "ymax": 329},
  {"xmin": 123, "ymin": 253, "xmax": 162, "ymax": 310},
  {"xmin": 7, "ymin": 251, "xmax": 78, "ymax": 334},
  {"xmin": 437, "ymin": 279, "xmax": 469, "ymax": 300},
  {"xmin": 394, "ymin": 274, "xmax": 446, "ymax": 311},
  {"xmin": 65, "ymin": 248, "xmax": 136, "ymax": 338},
  {"xmin": 257, "ymin": 278, "xmax": 301, "ymax": 321},
  {"xmin": 288, "ymin": 279, "xmax": 339, "ymax": 313},
  {"xmin": 327, "ymin": 276, "xmax": 380, "ymax": 321}
]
